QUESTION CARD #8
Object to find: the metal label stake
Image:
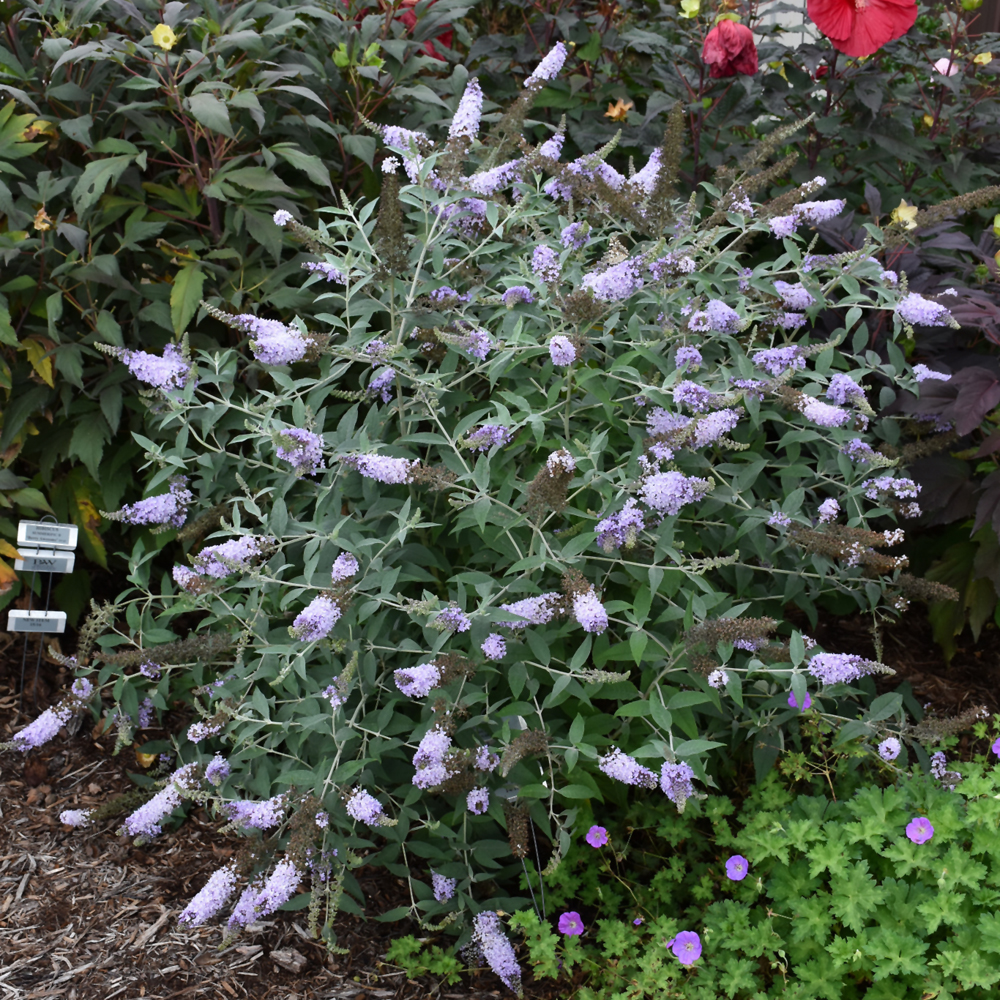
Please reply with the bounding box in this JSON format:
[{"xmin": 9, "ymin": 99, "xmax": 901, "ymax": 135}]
[{"xmin": 7, "ymin": 517, "xmax": 77, "ymax": 712}]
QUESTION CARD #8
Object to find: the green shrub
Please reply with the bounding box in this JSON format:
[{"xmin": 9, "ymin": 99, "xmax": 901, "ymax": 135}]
[{"xmin": 3, "ymin": 42, "xmax": 980, "ymax": 995}]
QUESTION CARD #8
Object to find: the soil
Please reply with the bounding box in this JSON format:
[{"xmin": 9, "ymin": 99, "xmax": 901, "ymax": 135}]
[{"xmin": 1, "ymin": 606, "xmax": 997, "ymax": 1000}]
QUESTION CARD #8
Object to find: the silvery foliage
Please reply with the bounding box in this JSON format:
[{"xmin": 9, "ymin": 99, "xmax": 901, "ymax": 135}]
[{"xmin": 69, "ymin": 71, "xmax": 943, "ymax": 948}]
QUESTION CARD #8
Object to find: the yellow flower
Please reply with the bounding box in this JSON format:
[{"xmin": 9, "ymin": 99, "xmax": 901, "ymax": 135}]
[
  {"xmin": 151, "ymin": 23, "xmax": 177, "ymax": 50},
  {"xmin": 33, "ymin": 206, "xmax": 53, "ymax": 232},
  {"xmin": 922, "ymin": 114, "xmax": 934, "ymax": 127},
  {"xmin": 974, "ymin": 52, "xmax": 993, "ymax": 66},
  {"xmin": 604, "ymin": 98, "xmax": 634, "ymax": 121},
  {"xmin": 891, "ymin": 200, "xmax": 919, "ymax": 230},
  {"xmin": 679, "ymin": 0, "xmax": 700, "ymax": 18}
]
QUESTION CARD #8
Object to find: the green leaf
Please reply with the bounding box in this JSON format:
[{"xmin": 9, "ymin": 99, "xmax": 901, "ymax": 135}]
[
  {"xmin": 72, "ymin": 155, "xmax": 133, "ymax": 215},
  {"xmin": 828, "ymin": 860, "xmax": 885, "ymax": 932},
  {"xmin": 221, "ymin": 166, "xmax": 295, "ymax": 193},
  {"xmin": 186, "ymin": 93, "xmax": 235, "ymax": 138},
  {"xmin": 170, "ymin": 264, "xmax": 205, "ymax": 336},
  {"xmin": 673, "ymin": 738, "xmax": 724, "ymax": 756}
]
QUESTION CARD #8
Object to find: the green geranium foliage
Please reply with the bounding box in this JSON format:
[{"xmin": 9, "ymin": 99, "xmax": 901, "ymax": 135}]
[
  {"xmin": 492, "ymin": 746, "xmax": 1000, "ymax": 1000},
  {"xmin": 4, "ymin": 46, "xmax": 982, "ymax": 990}
]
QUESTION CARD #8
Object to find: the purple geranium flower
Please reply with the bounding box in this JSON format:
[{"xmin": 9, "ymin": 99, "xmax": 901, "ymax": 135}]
[
  {"xmin": 725, "ymin": 855, "xmax": 749, "ymax": 881},
  {"xmin": 993, "ymin": 736, "xmax": 1000, "ymax": 756},
  {"xmin": 788, "ymin": 689, "xmax": 812, "ymax": 710},
  {"xmin": 586, "ymin": 825, "xmax": 608, "ymax": 848},
  {"xmin": 906, "ymin": 817, "xmax": 934, "ymax": 844},
  {"xmin": 558, "ymin": 911, "xmax": 584, "ymax": 936},
  {"xmin": 668, "ymin": 930, "xmax": 702, "ymax": 965}
]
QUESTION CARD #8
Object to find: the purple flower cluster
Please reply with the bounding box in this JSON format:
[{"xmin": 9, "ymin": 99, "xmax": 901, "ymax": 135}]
[
  {"xmin": 187, "ymin": 720, "xmax": 221, "ymax": 742},
  {"xmin": 800, "ymin": 396, "xmax": 850, "ymax": 428},
  {"xmin": 582, "ymin": 260, "xmax": 643, "ymax": 302},
  {"xmin": 139, "ymin": 660, "xmax": 161, "ymax": 680},
  {"xmin": 525, "ymin": 41, "xmax": 568, "ymax": 86},
  {"xmin": 688, "ymin": 299, "xmax": 741, "ymax": 333},
  {"xmin": 930, "ymin": 750, "xmax": 948, "ymax": 780},
  {"xmin": 303, "ymin": 261, "xmax": 347, "ymax": 284},
  {"xmin": 913, "ymin": 364, "xmax": 950, "ymax": 382},
  {"xmin": 345, "ymin": 788, "xmax": 384, "ymax": 825},
  {"xmin": 205, "ymin": 754, "xmax": 230, "ymax": 786},
  {"xmin": 878, "ymin": 737, "xmax": 901, "ymax": 761},
  {"xmin": 122, "ymin": 763, "xmax": 199, "ymax": 839},
  {"xmin": 178, "ymin": 863, "xmax": 238, "ymax": 925},
  {"xmin": 769, "ymin": 198, "xmax": 846, "ymax": 237},
  {"xmin": 768, "ymin": 511, "xmax": 791, "ymax": 528},
  {"xmin": 467, "ymin": 160, "xmax": 522, "ymax": 196},
  {"xmin": 331, "ymin": 551, "xmax": 359, "ymax": 582},
  {"xmin": 598, "ymin": 747, "xmax": 658, "ymax": 788},
  {"xmin": 465, "ymin": 327, "xmax": 493, "ymax": 361},
  {"xmin": 773, "ymin": 281, "xmax": 815, "ymax": 310},
  {"xmin": 842, "ymin": 438, "xmax": 876, "ymax": 463},
  {"xmin": 707, "ymin": 668, "xmax": 728, "ymax": 689},
  {"xmin": 138, "ymin": 698, "xmax": 154, "ymax": 728},
  {"xmin": 475, "ymin": 746, "xmax": 500, "ymax": 771},
  {"xmin": 532, "ymin": 246, "xmax": 561, "ymax": 282},
  {"xmin": 275, "ymin": 428, "xmax": 325, "ymax": 476},
  {"xmin": 675, "ymin": 345, "xmax": 702, "ymax": 370},
  {"xmin": 896, "ymin": 293, "xmax": 954, "ymax": 327},
  {"xmin": 752, "ymin": 345, "xmax": 805, "ymax": 376},
  {"xmin": 648, "ymin": 253, "xmax": 695, "ymax": 280},
  {"xmin": 807, "ymin": 651, "xmax": 866, "ymax": 684},
  {"xmin": 59, "ymin": 809, "xmax": 92, "ymax": 828},
  {"xmin": 428, "ymin": 286, "xmax": 471, "ymax": 305},
  {"xmin": 472, "ymin": 912, "xmax": 522, "ymax": 993},
  {"xmin": 660, "ymin": 760, "xmax": 695, "ymax": 805},
  {"xmin": 191, "ymin": 535, "xmax": 271, "ymax": 578},
  {"xmin": 573, "ymin": 588, "xmax": 608, "ymax": 634},
  {"xmin": 640, "ymin": 471, "xmax": 711, "ymax": 516},
  {"xmin": 467, "ymin": 787, "xmax": 490, "ymax": 815},
  {"xmin": 233, "ymin": 314, "xmax": 314, "ymax": 366},
  {"xmin": 342, "ymin": 454, "xmax": 415, "ymax": 484},
  {"xmin": 862, "ymin": 476, "xmax": 920, "ymax": 500},
  {"xmin": 413, "ymin": 727, "xmax": 454, "ymax": 789},
  {"xmin": 465, "ymin": 424, "xmax": 513, "ymax": 452},
  {"xmin": 481, "ymin": 633, "xmax": 506, "ymax": 660},
  {"xmin": 499, "ymin": 592, "xmax": 562, "ymax": 627},
  {"xmin": 432, "ymin": 871, "xmax": 457, "ymax": 902},
  {"xmin": 692, "ymin": 408, "xmax": 741, "ymax": 448},
  {"xmin": 827, "ymin": 374, "xmax": 866, "ymax": 406},
  {"xmin": 672, "ymin": 381, "xmax": 716, "ymax": 413},
  {"xmin": 436, "ymin": 606, "xmax": 471, "ymax": 632},
  {"xmin": 254, "ymin": 859, "xmax": 302, "ymax": 918},
  {"xmin": 273, "ymin": 210, "xmax": 293, "ymax": 226},
  {"xmin": 225, "ymin": 793, "xmax": 287, "ymax": 830},
  {"xmin": 291, "ymin": 595, "xmax": 342, "ymax": 641},
  {"xmin": 120, "ymin": 343, "xmax": 193, "ymax": 390},
  {"xmin": 11, "ymin": 705, "xmax": 73, "ymax": 752},
  {"xmin": 549, "ymin": 335, "xmax": 577, "ymax": 366},
  {"xmin": 395, "ymin": 662, "xmax": 442, "ymax": 698},
  {"xmin": 110, "ymin": 479, "xmax": 193, "ymax": 528},
  {"xmin": 818, "ymin": 498, "xmax": 840, "ymax": 523},
  {"xmin": 367, "ymin": 367, "xmax": 395, "ymax": 403},
  {"xmin": 449, "ymin": 78, "xmax": 483, "ymax": 140},
  {"xmin": 502, "ymin": 285, "xmax": 534, "ymax": 307},
  {"xmin": 596, "ymin": 498, "xmax": 644, "ymax": 551},
  {"xmin": 779, "ymin": 312, "xmax": 806, "ymax": 331},
  {"xmin": 560, "ymin": 222, "xmax": 590, "ymax": 249}
]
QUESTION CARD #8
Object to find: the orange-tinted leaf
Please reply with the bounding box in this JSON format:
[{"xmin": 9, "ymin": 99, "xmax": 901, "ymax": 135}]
[
  {"xmin": 74, "ymin": 493, "xmax": 107, "ymax": 569},
  {"xmin": 0, "ymin": 538, "xmax": 20, "ymax": 559},
  {"xmin": 21, "ymin": 338, "xmax": 55, "ymax": 387},
  {"xmin": 0, "ymin": 557, "xmax": 17, "ymax": 593}
]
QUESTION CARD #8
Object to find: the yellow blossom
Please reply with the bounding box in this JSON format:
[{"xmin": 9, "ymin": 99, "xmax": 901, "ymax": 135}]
[
  {"xmin": 974, "ymin": 52, "xmax": 993, "ymax": 66},
  {"xmin": 152, "ymin": 23, "xmax": 177, "ymax": 50},
  {"xmin": 891, "ymin": 200, "xmax": 919, "ymax": 230},
  {"xmin": 604, "ymin": 98, "xmax": 634, "ymax": 121},
  {"xmin": 922, "ymin": 114, "xmax": 934, "ymax": 127},
  {"xmin": 33, "ymin": 206, "xmax": 53, "ymax": 231}
]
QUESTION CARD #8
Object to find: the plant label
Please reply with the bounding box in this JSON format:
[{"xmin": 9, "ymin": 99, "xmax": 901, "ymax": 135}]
[
  {"xmin": 14, "ymin": 548, "xmax": 76, "ymax": 574},
  {"xmin": 7, "ymin": 610, "xmax": 68, "ymax": 633},
  {"xmin": 17, "ymin": 521, "xmax": 78, "ymax": 551}
]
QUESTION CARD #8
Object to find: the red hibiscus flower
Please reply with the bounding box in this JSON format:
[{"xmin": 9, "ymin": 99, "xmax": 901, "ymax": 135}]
[
  {"xmin": 807, "ymin": 0, "xmax": 917, "ymax": 58},
  {"xmin": 702, "ymin": 20, "xmax": 758, "ymax": 79},
  {"xmin": 397, "ymin": 0, "xmax": 453, "ymax": 61}
]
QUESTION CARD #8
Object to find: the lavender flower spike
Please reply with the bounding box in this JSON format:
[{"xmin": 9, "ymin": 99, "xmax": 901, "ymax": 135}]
[
  {"xmin": 10, "ymin": 704, "xmax": 73, "ymax": 752},
  {"xmin": 525, "ymin": 41, "xmax": 568, "ymax": 87},
  {"xmin": 106, "ymin": 478, "xmax": 193, "ymax": 528},
  {"xmin": 291, "ymin": 595, "xmax": 342, "ymax": 641},
  {"xmin": 345, "ymin": 788, "xmax": 384, "ymax": 825},
  {"xmin": 573, "ymin": 589, "xmax": 608, "ymax": 634},
  {"xmin": 472, "ymin": 912, "xmax": 522, "ymax": 994},
  {"xmin": 255, "ymin": 859, "xmax": 303, "ymax": 917},
  {"xmin": 121, "ymin": 763, "xmax": 199, "ymax": 839},
  {"xmin": 598, "ymin": 746, "xmax": 657, "ymax": 788},
  {"xmin": 59, "ymin": 809, "xmax": 92, "ymax": 828},
  {"xmin": 449, "ymin": 78, "xmax": 483, "ymax": 141},
  {"xmin": 432, "ymin": 871, "xmax": 457, "ymax": 902},
  {"xmin": 275, "ymin": 428, "xmax": 325, "ymax": 476},
  {"xmin": 331, "ymin": 551, "xmax": 360, "ymax": 582},
  {"xmin": 119, "ymin": 343, "xmax": 193, "ymax": 390},
  {"xmin": 178, "ymin": 863, "xmax": 239, "ymax": 925}
]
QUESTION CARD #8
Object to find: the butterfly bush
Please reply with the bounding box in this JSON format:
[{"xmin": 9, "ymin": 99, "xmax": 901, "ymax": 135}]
[{"xmin": 13, "ymin": 48, "xmax": 957, "ymax": 969}]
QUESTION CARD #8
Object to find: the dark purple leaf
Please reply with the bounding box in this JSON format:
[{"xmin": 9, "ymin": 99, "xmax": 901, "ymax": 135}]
[
  {"xmin": 952, "ymin": 367, "xmax": 1000, "ymax": 435},
  {"xmin": 974, "ymin": 430, "xmax": 1000, "ymax": 458},
  {"xmin": 973, "ymin": 469, "xmax": 1000, "ymax": 537},
  {"xmin": 910, "ymin": 456, "xmax": 978, "ymax": 525}
]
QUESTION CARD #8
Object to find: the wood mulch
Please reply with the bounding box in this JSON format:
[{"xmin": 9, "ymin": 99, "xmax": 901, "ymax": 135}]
[{"xmin": 2, "ymin": 604, "xmax": 998, "ymax": 1000}]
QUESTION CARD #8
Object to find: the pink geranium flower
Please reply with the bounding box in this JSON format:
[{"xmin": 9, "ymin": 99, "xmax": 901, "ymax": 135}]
[{"xmin": 558, "ymin": 911, "xmax": 584, "ymax": 936}]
